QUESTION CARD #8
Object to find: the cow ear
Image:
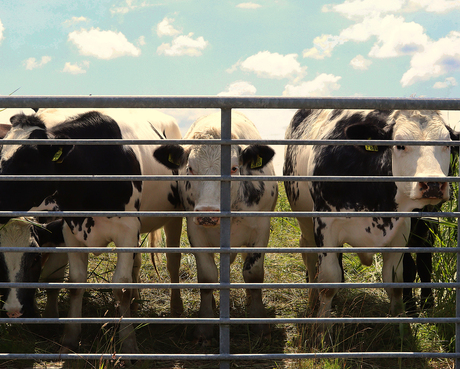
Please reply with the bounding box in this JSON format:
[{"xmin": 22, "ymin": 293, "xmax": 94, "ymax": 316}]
[
  {"xmin": 345, "ymin": 123, "xmax": 390, "ymax": 153},
  {"xmin": 38, "ymin": 142, "xmax": 74, "ymax": 164},
  {"xmin": 241, "ymin": 144, "xmax": 275, "ymax": 170},
  {"xmin": 154, "ymin": 144, "xmax": 186, "ymax": 170},
  {"xmin": 446, "ymin": 125, "xmax": 460, "ymax": 141}
]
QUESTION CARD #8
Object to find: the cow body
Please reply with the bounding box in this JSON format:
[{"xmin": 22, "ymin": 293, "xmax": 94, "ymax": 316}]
[
  {"xmin": 0, "ymin": 218, "xmax": 67, "ymax": 319},
  {"xmin": 0, "ymin": 109, "xmax": 183, "ymax": 355},
  {"xmin": 284, "ymin": 109, "xmax": 454, "ymax": 319},
  {"xmin": 154, "ymin": 111, "xmax": 278, "ymax": 342}
]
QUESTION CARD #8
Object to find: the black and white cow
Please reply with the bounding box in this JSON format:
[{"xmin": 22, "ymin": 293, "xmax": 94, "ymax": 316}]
[
  {"xmin": 284, "ymin": 109, "xmax": 456, "ymax": 319},
  {"xmin": 154, "ymin": 111, "xmax": 278, "ymax": 343},
  {"xmin": 0, "ymin": 218, "xmax": 67, "ymax": 319},
  {"xmin": 0, "ymin": 108, "xmax": 183, "ymax": 355}
]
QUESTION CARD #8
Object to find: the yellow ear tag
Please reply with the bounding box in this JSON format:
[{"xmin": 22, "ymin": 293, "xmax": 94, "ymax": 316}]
[
  {"xmin": 52, "ymin": 147, "xmax": 64, "ymax": 163},
  {"xmin": 168, "ymin": 153, "xmax": 180, "ymax": 166},
  {"xmin": 251, "ymin": 155, "xmax": 263, "ymax": 169},
  {"xmin": 365, "ymin": 138, "xmax": 378, "ymax": 152}
]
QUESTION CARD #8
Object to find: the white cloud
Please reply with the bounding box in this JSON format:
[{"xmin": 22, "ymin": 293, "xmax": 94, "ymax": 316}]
[
  {"xmin": 157, "ymin": 32, "xmax": 208, "ymax": 56},
  {"xmin": 0, "ymin": 19, "xmax": 4, "ymax": 45},
  {"xmin": 24, "ymin": 56, "xmax": 52, "ymax": 70},
  {"xmin": 407, "ymin": 0, "xmax": 460, "ymax": 13},
  {"xmin": 237, "ymin": 3, "xmax": 262, "ymax": 9},
  {"xmin": 68, "ymin": 28, "xmax": 141, "ymax": 59},
  {"xmin": 303, "ymin": 34, "xmax": 346, "ymax": 59},
  {"xmin": 323, "ymin": 0, "xmax": 405, "ymax": 19},
  {"xmin": 433, "ymin": 77, "xmax": 458, "ymax": 89},
  {"xmin": 232, "ymin": 51, "xmax": 307, "ymax": 80},
  {"xmin": 63, "ymin": 61, "xmax": 89, "ymax": 74},
  {"xmin": 283, "ymin": 73, "xmax": 341, "ymax": 97},
  {"xmin": 401, "ymin": 31, "xmax": 460, "ymax": 86},
  {"xmin": 350, "ymin": 54, "xmax": 372, "ymax": 70},
  {"xmin": 346, "ymin": 15, "xmax": 428, "ymax": 58},
  {"xmin": 110, "ymin": 0, "xmax": 153, "ymax": 15},
  {"xmin": 137, "ymin": 35, "xmax": 146, "ymax": 46},
  {"xmin": 63, "ymin": 16, "xmax": 88, "ymax": 27},
  {"xmin": 218, "ymin": 81, "xmax": 257, "ymax": 96},
  {"xmin": 156, "ymin": 17, "xmax": 181, "ymax": 37}
]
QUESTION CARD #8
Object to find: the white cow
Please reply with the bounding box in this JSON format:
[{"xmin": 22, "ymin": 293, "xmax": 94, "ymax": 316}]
[
  {"xmin": 154, "ymin": 111, "xmax": 278, "ymax": 343},
  {"xmin": 284, "ymin": 109, "xmax": 456, "ymax": 319}
]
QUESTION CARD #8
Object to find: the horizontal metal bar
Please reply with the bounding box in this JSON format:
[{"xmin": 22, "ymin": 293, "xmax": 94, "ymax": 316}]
[
  {"xmin": 1, "ymin": 138, "xmax": 458, "ymax": 146},
  {"xmin": 2, "ymin": 95, "xmax": 460, "ymax": 110},
  {"xmin": 1, "ymin": 246, "xmax": 455, "ymax": 254},
  {"xmin": 0, "ymin": 352, "xmax": 457, "ymax": 360},
  {"xmin": 0, "ymin": 317, "xmax": 458, "ymax": 325},
  {"xmin": 0, "ymin": 282, "xmax": 455, "ymax": 289},
  {"xmin": 0, "ymin": 174, "xmax": 458, "ymax": 182},
  {"xmin": 0, "ymin": 210, "xmax": 453, "ymax": 217}
]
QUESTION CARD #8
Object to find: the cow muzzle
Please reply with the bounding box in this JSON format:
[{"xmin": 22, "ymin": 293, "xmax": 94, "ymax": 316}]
[
  {"xmin": 6, "ymin": 310, "xmax": 22, "ymax": 318},
  {"xmin": 418, "ymin": 181, "xmax": 448, "ymax": 200},
  {"xmin": 194, "ymin": 206, "xmax": 220, "ymax": 227}
]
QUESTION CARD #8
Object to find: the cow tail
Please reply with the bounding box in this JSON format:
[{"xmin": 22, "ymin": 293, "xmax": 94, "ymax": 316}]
[{"xmin": 148, "ymin": 229, "xmax": 162, "ymax": 277}]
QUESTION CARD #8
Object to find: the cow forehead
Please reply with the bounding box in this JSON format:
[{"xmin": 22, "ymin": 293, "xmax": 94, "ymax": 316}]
[
  {"xmin": 0, "ymin": 219, "xmax": 34, "ymax": 248},
  {"xmin": 1, "ymin": 126, "xmax": 40, "ymax": 162},
  {"xmin": 188, "ymin": 144, "xmax": 240, "ymax": 166},
  {"xmin": 393, "ymin": 111, "xmax": 450, "ymax": 140}
]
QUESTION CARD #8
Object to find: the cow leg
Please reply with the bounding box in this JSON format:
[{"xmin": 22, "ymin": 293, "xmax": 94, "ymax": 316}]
[
  {"xmin": 298, "ymin": 218, "xmax": 319, "ymax": 312},
  {"xmin": 242, "ymin": 251, "xmax": 269, "ymax": 336},
  {"xmin": 60, "ymin": 225, "xmax": 88, "ymax": 353},
  {"xmin": 194, "ymin": 251, "xmax": 218, "ymax": 343},
  {"xmin": 417, "ymin": 251, "xmax": 434, "ymax": 309},
  {"xmin": 112, "ymin": 250, "xmax": 139, "ymax": 354},
  {"xmin": 316, "ymin": 251, "xmax": 342, "ymax": 318},
  {"xmin": 41, "ymin": 253, "xmax": 68, "ymax": 318},
  {"xmin": 130, "ymin": 252, "xmax": 142, "ymax": 312},
  {"xmin": 382, "ymin": 252, "xmax": 404, "ymax": 316},
  {"xmin": 164, "ymin": 217, "xmax": 184, "ymax": 317},
  {"xmin": 403, "ymin": 253, "xmax": 417, "ymax": 315},
  {"xmin": 111, "ymin": 219, "xmax": 142, "ymax": 356}
]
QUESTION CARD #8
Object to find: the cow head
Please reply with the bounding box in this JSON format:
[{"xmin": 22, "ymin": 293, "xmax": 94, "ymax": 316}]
[
  {"xmin": 154, "ymin": 129, "xmax": 275, "ymax": 227},
  {"xmin": 0, "ymin": 114, "xmax": 73, "ymax": 222},
  {"xmin": 0, "ymin": 219, "xmax": 42, "ymax": 318},
  {"xmin": 346, "ymin": 110, "xmax": 456, "ymax": 211}
]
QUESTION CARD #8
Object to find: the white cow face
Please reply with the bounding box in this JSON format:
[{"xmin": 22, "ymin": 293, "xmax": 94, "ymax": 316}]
[
  {"xmin": 0, "ymin": 219, "xmax": 41, "ymax": 318},
  {"xmin": 154, "ymin": 139, "xmax": 275, "ymax": 227},
  {"xmin": 391, "ymin": 111, "xmax": 452, "ymax": 210}
]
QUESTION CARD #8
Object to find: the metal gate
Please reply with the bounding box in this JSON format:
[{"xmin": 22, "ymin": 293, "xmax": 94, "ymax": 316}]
[{"xmin": 0, "ymin": 96, "xmax": 459, "ymax": 368}]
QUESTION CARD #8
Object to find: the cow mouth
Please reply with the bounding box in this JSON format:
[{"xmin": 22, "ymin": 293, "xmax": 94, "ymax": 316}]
[{"xmin": 194, "ymin": 216, "xmax": 220, "ymax": 227}]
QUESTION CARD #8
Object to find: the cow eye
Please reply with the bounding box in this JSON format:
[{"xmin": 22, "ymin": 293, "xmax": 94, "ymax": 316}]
[
  {"xmin": 396, "ymin": 145, "xmax": 406, "ymax": 151},
  {"xmin": 187, "ymin": 166, "xmax": 194, "ymax": 174},
  {"xmin": 231, "ymin": 166, "xmax": 239, "ymax": 174}
]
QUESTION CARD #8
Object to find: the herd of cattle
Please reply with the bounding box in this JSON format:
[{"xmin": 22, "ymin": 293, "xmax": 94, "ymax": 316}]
[{"xmin": 0, "ymin": 107, "xmax": 457, "ymax": 355}]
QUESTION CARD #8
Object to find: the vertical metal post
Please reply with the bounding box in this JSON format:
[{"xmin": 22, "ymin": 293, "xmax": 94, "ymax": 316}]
[
  {"xmin": 457, "ymin": 153, "xmax": 460, "ymax": 369},
  {"xmin": 220, "ymin": 108, "xmax": 232, "ymax": 369}
]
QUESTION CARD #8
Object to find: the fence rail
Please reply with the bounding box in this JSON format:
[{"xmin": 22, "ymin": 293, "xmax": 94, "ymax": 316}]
[{"xmin": 1, "ymin": 96, "xmax": 460, "ymax": 368}]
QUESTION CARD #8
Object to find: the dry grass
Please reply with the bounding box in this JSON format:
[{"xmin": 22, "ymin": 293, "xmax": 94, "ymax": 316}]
[{"xmin": 0, "ymin": 183, "xmax": 457, "ymax": 369}]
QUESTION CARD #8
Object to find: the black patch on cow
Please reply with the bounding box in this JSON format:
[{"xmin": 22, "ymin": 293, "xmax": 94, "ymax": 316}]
[
  {"xmin": 243, "ymin": 253, "xmax": 261, "ymax": 272},
  {"xmin": 330, "ymin": 109, "xmax": 343, "ymax": 120},
  {"xmin": 289, "ymin": 109, "xmax": 315, "ymax": 133},
  {"xmin": 134, "ymin": 199, "xmax": 140, "ymax": 211},
  {"xmin": 310, "ymin": 110, "xmax": 398, "ymax": 212},
  {"xmin": 239, "ymin": 181, "xmax": 265, "ymax": 207},
  {"xmin": 168, "ymin": 182, "xmax": 182, "ymax": 209},
  {"xmin": 314, "ymin": 217, "xmax": 327, "ymax": 247},
  {"xmin": 10, "ymin": 113, "xmax": 46, "ymax": 130}
]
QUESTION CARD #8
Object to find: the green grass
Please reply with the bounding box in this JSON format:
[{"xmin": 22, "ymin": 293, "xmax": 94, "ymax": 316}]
[{"xmin": 0, "ymin": 182, "xmax": 458, "ymax": 369}]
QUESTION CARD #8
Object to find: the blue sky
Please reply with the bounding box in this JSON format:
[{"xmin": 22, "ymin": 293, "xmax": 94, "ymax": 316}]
[{"xmin": 1, "ymin": 0, "xmax": 460, "ymax": 173}]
